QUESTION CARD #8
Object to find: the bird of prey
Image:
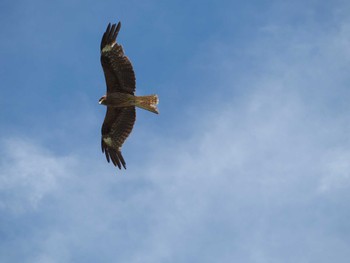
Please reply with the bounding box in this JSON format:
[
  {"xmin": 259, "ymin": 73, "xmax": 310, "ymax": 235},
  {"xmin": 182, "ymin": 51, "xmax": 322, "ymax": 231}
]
[{"xmin": 99, "ymin": 21, "xmax": 159, "ymax": 170}]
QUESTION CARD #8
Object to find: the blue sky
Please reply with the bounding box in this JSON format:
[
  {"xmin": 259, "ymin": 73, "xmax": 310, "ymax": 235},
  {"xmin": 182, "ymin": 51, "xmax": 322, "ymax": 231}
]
[{"xmin": 1, "ymin": 0, "xmax": 350, "ymax": 262}]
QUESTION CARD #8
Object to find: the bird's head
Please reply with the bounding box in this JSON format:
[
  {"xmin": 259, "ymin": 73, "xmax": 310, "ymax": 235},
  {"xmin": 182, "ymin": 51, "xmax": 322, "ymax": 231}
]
[{"xmin": 99, "ymin": 95, "xmax": 107, "ymax": 105}]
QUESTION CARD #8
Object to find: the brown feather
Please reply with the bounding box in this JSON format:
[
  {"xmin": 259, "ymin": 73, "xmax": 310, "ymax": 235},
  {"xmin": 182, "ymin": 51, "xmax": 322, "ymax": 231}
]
[
  {"xmin": 101, "ymin": 107, "xmax": 136, "ymax": 169},
  {"xmin": 100, "ymin": 22, "xmax": 135, "ymax": 95}
]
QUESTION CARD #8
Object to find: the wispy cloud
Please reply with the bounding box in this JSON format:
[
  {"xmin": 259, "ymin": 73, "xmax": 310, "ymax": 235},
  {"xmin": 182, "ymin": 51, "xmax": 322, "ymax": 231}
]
[{"xmin": 0, "ymin": 139, "xmax": 76, "ymax": 214}]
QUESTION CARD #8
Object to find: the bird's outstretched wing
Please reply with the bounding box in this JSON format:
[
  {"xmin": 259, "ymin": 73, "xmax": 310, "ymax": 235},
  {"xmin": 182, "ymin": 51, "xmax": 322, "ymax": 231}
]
[
  {"xmin": 100, "ymin": 22, "xmax": 136, "ymax": 95},
  {"xmin": 101, "ymin": 107, "xmax": 136, "ymax": 169}
]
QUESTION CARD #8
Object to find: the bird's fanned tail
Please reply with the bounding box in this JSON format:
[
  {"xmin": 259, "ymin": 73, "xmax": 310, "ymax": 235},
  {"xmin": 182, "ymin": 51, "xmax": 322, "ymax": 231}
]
[{"xmin": 135, "ymin": 95, "xmax": 159, "ymax": 114}]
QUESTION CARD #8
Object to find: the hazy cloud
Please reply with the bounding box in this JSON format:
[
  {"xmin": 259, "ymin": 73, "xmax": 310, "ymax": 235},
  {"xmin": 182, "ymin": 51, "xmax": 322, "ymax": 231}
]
[{"xmin": 0, "ymin": 139, "xmax": 76, "ymax": 214}]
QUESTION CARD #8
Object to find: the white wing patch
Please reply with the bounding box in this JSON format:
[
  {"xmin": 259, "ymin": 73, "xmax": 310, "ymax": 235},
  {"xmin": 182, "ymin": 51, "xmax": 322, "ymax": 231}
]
[
  {"xmin": 103, "ymin": 137, "xmax": 113, "ymax": 147},
  {"xmin": 101, "ymin": 42, "xmax": 116, "ymax": 53}
]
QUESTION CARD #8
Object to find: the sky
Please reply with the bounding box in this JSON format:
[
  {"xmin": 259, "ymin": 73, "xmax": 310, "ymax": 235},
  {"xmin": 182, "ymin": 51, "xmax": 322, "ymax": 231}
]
[{"xmin": 1, "ymin": 0, "xmax": 350, "ymax": 262}]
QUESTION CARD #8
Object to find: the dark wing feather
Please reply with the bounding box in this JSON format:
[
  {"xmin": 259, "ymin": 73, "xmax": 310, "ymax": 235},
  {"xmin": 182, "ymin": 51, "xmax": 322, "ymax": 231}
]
[
  {"xmin": 100, "ymin": 22, "xmax": 136, "ymax": 95},
  {"xmin": 101, "ymin": 107, "xmax": 136, "ymax": 169}
]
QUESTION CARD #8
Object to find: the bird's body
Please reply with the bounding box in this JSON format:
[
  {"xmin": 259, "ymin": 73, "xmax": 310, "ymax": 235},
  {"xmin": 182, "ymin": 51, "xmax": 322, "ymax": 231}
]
[{"xmin": 99, "ymin": 21, "xmax": 158, "ymax": 170}]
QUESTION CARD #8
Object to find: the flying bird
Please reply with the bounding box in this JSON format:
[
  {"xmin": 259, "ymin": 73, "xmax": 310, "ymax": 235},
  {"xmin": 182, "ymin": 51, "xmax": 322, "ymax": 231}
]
[{"xmin": 99, "ymin": 21, "xmax": 159, "ymax": 170}]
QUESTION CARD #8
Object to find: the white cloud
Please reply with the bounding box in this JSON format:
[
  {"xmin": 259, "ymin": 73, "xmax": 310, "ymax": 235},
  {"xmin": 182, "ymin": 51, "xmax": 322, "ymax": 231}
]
[
  {"xmin": 319, "ymin": 150, "xmax": 350, "ymax": 192},
  {"xmin": 0, "ymin": 139, "xmax": 76, "ymax": 213},
  {"xmin": 133, "ymin": 87, "xmax": 350, "ymax": 262}
]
